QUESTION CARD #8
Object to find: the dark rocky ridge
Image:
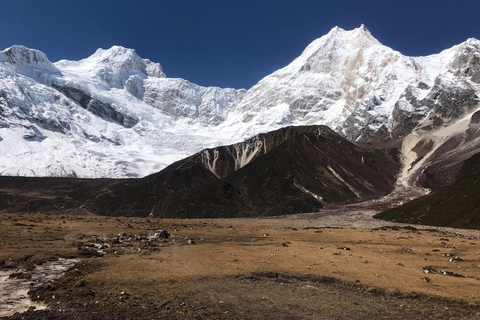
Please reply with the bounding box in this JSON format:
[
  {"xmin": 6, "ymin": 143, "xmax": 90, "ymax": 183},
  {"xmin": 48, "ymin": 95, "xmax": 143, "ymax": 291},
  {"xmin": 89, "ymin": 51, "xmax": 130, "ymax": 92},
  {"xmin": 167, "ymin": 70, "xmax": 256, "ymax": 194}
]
[
  {"xmin": 0, "ymin": 125, "xmax": 400, "ymax": 218},
  {"xmin": 52, "ymin": 85, "xmax": 139, "ymax": 128},
  {"xmin": 415, "ymin": 125, "xmax": 480, "ymax": 191},
  {"xmin": 376, "ymin": 152, "xmax": 480, "ymax": 229}
]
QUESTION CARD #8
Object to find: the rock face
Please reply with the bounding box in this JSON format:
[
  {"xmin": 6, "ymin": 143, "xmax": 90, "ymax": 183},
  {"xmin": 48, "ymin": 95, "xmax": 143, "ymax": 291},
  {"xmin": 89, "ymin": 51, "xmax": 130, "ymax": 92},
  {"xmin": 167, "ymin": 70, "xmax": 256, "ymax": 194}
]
[
  {"xmin": 52, "ymin": 85, "xmax": 139, "ymax": 128},
  {"xmin": 0, "ymin": 27, "xmax": 479, "ymax": 179},
  {"xmin": 0, "ymin": 126, "xmax": 400, "ymax": 218}
]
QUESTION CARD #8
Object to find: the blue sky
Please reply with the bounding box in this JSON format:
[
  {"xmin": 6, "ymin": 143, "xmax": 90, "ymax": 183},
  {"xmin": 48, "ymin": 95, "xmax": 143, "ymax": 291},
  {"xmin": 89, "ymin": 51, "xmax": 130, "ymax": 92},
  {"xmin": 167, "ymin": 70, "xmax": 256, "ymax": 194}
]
[{"xmin": 1, "ymin": 0, "xmax": 479, "ymax": 89}]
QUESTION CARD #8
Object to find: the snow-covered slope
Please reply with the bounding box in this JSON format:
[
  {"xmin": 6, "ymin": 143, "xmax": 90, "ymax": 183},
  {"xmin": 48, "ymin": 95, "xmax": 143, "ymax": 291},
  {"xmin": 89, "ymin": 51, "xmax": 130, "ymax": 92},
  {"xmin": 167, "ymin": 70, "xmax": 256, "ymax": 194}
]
[
  {"xmin": 0, "ymin": 26, "xmax": 479, "ymax": 178},
  {"xmin": 0, "ymin": 45, "xmax": 245, "ymax": 177},
  {"xmin": 220, "ymin": 25, "xmax": 480, "ymax": 143}
]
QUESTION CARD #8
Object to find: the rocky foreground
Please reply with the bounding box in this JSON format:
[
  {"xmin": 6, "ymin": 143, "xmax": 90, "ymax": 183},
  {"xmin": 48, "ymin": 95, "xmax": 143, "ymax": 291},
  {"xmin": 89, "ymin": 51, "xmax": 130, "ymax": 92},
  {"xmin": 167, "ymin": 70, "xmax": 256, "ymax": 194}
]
[{"xmin": 0, "ymin": 213, "xmax": 479, "ymax": 319}]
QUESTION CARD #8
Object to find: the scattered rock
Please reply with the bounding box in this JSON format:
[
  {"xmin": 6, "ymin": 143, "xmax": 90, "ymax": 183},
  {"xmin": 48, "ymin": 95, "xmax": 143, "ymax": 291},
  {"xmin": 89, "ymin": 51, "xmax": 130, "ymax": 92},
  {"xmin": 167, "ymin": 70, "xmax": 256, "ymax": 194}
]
[
  {"xmin": 35, "ymin": 282, "xmax": 57, "ymax": 292},
  {"xmin": 422, "ymin": 277, "xmax": 431, "ymax": 283},
  {"xmin": 156, "ymin": 229, "xmax": 170, "ymax": 239},
  {"xmin": 9, "ymin": 272, "xmax": 32, "ymax": 280},
  {"xmin": 337, "ymin": 246, "xmax": 351, "ymax": 251},
  {"xmin": 187, "ymin": 239, "xmax": 195, "ymax": 245},
  {"xmin": 78, "ymin": 247, "xmax": 104, "ymax": 258},
  {"xmin": 76, "ymin": 288, "xmax": 96, "ymax": 298},
  {"xmin": 422, "ymin": 266, "xmax": 465, "ymax": 278},
  {"xmin": 449, "ymin": 256, "xmax": 463, "ymax": 262},
  {"xmin": 74, "ymin": 279, "xmax": 88, "ymax": 288},
  {"xmin": 2, "ymin": 260, "xmax": 17, "ymax": 269},
  {"xmin": 399, "ymin": 247, "xmax": 414, "ymax": 254},
  {"xmin": 279, "ymin": 243, "xmax": 289, "ymax": 247}
]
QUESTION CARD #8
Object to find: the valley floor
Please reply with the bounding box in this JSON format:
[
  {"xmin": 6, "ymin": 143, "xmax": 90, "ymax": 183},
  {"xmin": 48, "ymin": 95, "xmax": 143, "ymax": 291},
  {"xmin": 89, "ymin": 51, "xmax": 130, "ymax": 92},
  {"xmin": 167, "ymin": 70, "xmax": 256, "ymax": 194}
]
[
  {"xmin": 0, "ymin": 212, "xmax": 479, "ymax": 319},
  {"xmin": 286, "ymin": 185, "xmax": 480, "ymax": 236}
]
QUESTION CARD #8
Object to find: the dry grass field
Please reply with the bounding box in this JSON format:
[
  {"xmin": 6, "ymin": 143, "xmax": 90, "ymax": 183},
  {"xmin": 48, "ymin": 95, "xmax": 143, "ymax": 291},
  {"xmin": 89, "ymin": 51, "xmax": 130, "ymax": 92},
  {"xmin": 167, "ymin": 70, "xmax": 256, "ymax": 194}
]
[{"xmin": 1, "ymin": 212, "xmax": 480, "ymax": 319}]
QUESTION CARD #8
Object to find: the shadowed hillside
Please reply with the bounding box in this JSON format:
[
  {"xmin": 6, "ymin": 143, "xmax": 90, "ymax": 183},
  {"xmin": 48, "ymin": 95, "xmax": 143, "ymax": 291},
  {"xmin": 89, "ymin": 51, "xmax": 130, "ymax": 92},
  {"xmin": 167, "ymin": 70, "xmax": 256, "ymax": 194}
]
[
  {"xmin": 375, "ymin": 152, "xmax": 480, "ymax": 229},
  {"xmin": 0, "ymin": 126, "xmax": 400, "ymax": 218}
]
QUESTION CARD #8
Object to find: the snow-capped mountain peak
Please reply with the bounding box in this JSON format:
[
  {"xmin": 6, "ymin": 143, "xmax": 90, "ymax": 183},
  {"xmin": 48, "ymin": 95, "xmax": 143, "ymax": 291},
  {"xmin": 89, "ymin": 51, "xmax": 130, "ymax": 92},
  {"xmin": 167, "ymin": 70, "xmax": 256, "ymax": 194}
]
[
  {"xmin": 0, "ymin": 45, "xmax": 60, "ymax": 82},
  {"xmin": 0, "ymin": 45, "xmax": 58, "ymax": 71},
  {"xmin": 0, "ymin": 26, "xmax": 479, "ymax": 179},
  {"xmin": 224, "ymin": 24, "xmax": 415, "ymax": 140},
  {"xmin": 310, "ymin": 24, "xmax": 381, "ymax": 52},
  {"xmin": 221, "ymin": 24, "xmax": 480, "ymax": 143},
  {"xmin": 56, "ymin": 45, "xmax": 156, "ymax": 88},
  {"xmin": 0, "ymin": 43, "xmax": 246, "ymax": 177}
]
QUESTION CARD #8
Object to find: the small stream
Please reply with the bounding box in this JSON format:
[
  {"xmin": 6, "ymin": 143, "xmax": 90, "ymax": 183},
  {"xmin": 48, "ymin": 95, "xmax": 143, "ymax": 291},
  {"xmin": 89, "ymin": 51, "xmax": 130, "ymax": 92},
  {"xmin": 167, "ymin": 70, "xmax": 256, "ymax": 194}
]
[{"xmin": 0, "ymin": 258, "xmax": 79, "ymax": 317}]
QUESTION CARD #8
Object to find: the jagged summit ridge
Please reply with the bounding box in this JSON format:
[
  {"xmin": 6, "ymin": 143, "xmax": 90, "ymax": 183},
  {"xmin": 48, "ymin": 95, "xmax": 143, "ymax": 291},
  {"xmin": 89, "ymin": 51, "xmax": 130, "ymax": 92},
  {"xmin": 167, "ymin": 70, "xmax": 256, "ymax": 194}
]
[
  {"xmin": 0, "ymin": 45, "xmax": 58, "ymax": 71},
  {"xmin": 56, "ymin": 45, "xmax": 166, "ymax": 87},
  {"xmin": 0, "ymin": 25, "xmax": 479, "ymax": 178}
]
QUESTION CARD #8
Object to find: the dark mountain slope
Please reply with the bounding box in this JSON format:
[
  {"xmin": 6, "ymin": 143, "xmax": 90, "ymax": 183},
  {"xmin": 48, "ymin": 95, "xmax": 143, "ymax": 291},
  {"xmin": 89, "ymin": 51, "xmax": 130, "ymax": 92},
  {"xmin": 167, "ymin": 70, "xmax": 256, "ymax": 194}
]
[
  {"xmin": 0, "ymin": 155, "xmax": 220, "ymax": 216},
  {"xmin": 375, "ymin": 152, "xmax": 480, "ymax": 229},
  {"xmin": 152, "ymin": 127, "xmax": 400, "ymax": 218},
  {"xmin": 0, "ymin": 126, "xmax": 400, "ymax": 218}
]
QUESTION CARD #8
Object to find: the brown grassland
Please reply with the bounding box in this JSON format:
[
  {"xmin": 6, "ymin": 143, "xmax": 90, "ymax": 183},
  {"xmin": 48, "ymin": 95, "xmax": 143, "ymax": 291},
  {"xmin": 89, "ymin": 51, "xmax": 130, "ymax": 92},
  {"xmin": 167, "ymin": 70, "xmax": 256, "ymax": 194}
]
[{"xmin": 1, "ymin": 212, "xmax": 480, "ymax": 319}]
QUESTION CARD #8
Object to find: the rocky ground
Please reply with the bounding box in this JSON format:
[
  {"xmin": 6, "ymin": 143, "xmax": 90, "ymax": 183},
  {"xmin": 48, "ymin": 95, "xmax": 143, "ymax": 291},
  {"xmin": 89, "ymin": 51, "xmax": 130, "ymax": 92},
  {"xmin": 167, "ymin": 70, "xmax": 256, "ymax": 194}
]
[
  {"xmin": 285, "ymin": 184, "xmax": 480, "ymax": 236},
  {"xmin": 0, "ymin": 212, "xmax": 479, "ymax": 319}
]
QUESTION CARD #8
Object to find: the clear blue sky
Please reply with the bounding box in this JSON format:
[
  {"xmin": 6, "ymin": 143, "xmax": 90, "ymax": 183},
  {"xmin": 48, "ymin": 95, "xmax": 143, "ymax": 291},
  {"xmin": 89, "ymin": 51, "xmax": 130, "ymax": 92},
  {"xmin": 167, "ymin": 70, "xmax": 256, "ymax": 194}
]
[{"xmin": 1, "ymin": 0, "xmax": 479, "ymax": 89}]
